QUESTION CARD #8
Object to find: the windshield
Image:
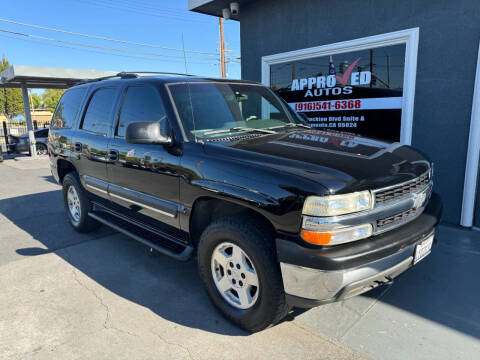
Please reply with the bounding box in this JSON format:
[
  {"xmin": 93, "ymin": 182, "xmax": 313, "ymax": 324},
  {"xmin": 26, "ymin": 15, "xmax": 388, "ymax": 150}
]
[{"xmin": 168, "ymin": 82, "xmax": 301, "ymax": 141}]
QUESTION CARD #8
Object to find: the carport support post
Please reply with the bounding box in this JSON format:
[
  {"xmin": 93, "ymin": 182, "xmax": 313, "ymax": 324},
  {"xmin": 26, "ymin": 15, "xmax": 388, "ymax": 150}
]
[{"xmin": 21, "ymin": 84, "xmax": 36, "ymax": 157}]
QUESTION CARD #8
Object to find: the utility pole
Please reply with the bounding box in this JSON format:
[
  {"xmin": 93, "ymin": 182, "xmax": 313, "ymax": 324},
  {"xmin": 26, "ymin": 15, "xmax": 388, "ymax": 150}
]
[
  {"xmin": 28, "ymin": 89, "xmax": 35, "ymax": 113},
  {"xmin": 219, "ymin": 17, "xmax": 226, "ymax": 78}
]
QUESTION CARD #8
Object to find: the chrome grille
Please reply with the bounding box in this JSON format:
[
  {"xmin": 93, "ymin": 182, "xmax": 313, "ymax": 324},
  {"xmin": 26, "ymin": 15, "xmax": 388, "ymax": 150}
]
[
  {"xmin": 377, "ymin": 207, "xmax": 418, "ymax": 229},
  {"xmin": 374, "ymin": 172, "xmax": 430, "ymax": 205}
]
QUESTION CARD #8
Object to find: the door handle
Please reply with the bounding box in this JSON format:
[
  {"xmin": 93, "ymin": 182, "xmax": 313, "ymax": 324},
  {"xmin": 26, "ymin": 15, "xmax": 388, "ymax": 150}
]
[
  {"xmin": 74, "ymin": 142, "xmax": 82, "ymax": 152},
  {"xmin": 108, "ymin": 149, "xmax": 119, "ymax": 162}
]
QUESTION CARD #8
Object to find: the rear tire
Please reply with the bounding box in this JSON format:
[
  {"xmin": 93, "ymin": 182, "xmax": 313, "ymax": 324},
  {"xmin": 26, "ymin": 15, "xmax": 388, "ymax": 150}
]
[
  {"xmin": 62, "ymin": 172, "xmax": 101, "ymax": 233},
  {"xmin": 197, "ymin": 215, "xmax": 289, "ymax": 332}
]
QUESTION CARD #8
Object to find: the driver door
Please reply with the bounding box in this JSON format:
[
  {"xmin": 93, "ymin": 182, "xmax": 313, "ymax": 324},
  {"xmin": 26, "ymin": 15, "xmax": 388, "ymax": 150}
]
[{"xmin": 106, "ymin": 84, "xmax": 182, "ymax": 234}]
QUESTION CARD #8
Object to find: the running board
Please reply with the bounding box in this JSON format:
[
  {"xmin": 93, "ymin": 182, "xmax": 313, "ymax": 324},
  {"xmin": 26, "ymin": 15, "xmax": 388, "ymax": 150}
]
[{"xmin": 88, "ymin": 212, "xmax": 193, "ymax": 261}]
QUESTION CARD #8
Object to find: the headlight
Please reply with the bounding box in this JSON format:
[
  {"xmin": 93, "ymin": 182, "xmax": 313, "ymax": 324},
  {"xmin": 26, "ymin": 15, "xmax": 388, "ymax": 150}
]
[{"xmin": 302, "ymin": 191, "xmax": 373, "ymax": 217}]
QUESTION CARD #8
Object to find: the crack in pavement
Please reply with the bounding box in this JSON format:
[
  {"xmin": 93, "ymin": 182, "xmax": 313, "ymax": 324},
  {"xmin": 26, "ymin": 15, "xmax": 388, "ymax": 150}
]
[
  {"xmin": 71, "ymin": 267, "xmax": 111, "ymax": 329},
  {"xmin": 63, "ymin": 254, "xmax": 194, "ymax": 359},
  {"xmin": 150, "ymin": 329, "xmax": 196, "ymax": 360},
  {"xmin": 63, "ymin": 248, "xmax": 138, "ymax": 339}
]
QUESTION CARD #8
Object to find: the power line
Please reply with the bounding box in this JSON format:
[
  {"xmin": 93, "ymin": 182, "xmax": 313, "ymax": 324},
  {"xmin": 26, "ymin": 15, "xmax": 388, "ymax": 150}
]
[
  {"xmin": 0, "ymin": 28, "xmax": 221, "ymax": 61},
  {"xmin": 0, "ymin": 18, "xmax": 220, "ymax": 56},
  {"xmin": 90, "ymin": 0, "xmax": 205, "ymax": 18},
  {"xmin": 74, "ymin": 0, "xmax": 222, "ymax": 25},
  {"xmin": 0, "ymin": 33, "xmax": 218, "ymax": 65},
  {"xmin": 81, "ymin": 0, "xmax": 235, "ymax": 26}
]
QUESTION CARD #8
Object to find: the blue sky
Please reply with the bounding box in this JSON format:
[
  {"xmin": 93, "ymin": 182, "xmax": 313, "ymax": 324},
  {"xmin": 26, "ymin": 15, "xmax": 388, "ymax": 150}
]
[{"xmin": 0, "ymin": 0, "xmax": 241, "ymax": 89}]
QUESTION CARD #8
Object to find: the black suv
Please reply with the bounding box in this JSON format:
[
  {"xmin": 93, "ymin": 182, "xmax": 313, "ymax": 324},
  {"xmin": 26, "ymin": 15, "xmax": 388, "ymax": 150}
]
[{"xmin": 49, "ymin": 72, "xmax": 442, "ymax": 332}]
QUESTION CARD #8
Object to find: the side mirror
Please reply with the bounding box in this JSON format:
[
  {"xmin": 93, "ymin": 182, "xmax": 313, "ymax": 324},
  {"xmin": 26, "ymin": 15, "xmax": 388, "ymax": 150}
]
[{"xmin": 125, "ymin": 118, "xmax": 173, "ymax": 145}]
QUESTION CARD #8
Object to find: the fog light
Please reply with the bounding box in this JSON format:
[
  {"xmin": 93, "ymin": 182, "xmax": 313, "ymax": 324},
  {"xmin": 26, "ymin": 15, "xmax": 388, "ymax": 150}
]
[{"xmin": 301, "ymin": 224, "xmax": 373, "ymax": 246}]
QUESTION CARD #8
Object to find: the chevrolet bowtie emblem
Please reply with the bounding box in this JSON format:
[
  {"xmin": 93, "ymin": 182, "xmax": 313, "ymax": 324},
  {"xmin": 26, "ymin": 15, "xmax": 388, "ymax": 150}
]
[{"xmin": 413, "ymin": 191, "xmax": 427, "ymax": 209}]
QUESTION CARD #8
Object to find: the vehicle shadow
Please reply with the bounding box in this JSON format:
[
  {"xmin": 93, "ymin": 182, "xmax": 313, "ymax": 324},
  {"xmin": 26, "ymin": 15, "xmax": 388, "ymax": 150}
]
[
  {"xmin": 4, "ymin": 190, "xmax": 480, "ymax": 338},
  {"xmin": 3, "ymin": 190, "xmax": 247, "ymax": 336},
  {"xmin": 59, "ymin": 235, "xmax": 249, "ymax": 336},
  {"xmin": 40, "ymin": 175, "xmax": 58, "ymax": 185}
]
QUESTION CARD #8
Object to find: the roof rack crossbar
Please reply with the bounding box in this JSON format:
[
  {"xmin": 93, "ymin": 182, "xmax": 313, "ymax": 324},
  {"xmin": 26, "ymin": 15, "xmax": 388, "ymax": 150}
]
[
  {"xmin": 118, "ymin": 71, "xmax": 195, "ymax": 77},
  {"xmin": 76, "ymin": 71, "xmax": 195, "ymax": 85},
  {"xmin": 77, "ymin": 74, "xmax": 121, "ymax": 85}
]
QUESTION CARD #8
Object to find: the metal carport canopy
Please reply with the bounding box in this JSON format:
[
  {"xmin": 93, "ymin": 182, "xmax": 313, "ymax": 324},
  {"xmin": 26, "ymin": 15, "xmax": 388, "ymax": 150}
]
[
  {"xmin": 0, "ymin": 65, "xmax": 116, "ymax": 155},
  {"xmin": 0, "ymin": 65, "xmax": 116, "ymax": 89}
]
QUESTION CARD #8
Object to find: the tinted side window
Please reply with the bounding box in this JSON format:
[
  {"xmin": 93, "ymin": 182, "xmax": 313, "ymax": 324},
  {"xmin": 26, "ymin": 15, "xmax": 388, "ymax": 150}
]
[
  {"xmin": 81, "ymin": 88, "xmax": 117, "ymax": 136},
  {"xmin": 35, "ymin": 129, "xmax": 48, "ymax": 138},
  {"xmin": 51, "ymin": 88, "xmax": 86, "ymax": 129},
  {"xmin": 116, "ymin": 86, "xmax": 166, "ymax": 137}
]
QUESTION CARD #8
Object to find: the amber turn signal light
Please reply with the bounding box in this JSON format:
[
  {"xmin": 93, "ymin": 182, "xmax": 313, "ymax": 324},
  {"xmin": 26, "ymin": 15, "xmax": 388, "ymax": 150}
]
[{"xmin": 300, "ymin": 230, "xmax": 332, "ymax": 245}]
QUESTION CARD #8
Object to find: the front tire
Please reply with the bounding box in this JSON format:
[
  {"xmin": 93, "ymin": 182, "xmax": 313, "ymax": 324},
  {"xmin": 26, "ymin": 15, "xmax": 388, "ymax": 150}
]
[
  {"xmin": 62, "ymin": 172, "xmax": 101, "ymax": 233},
  {"xmin": 197, "ymin": 216, "xmax": 289, "ymax": 332}
]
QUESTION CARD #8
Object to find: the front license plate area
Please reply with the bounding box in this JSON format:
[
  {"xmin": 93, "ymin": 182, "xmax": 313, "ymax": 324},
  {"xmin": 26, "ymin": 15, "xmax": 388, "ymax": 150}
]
[{"xmin": 414, "ymin": 233, "xmax": 434, "ymax": 264}]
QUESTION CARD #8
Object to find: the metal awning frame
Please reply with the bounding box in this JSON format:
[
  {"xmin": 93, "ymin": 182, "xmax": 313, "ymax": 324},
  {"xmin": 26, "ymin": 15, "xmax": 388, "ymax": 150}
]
[{"xmin": 0, "ymin": 65, "xmax": 116, "ymax": 156}]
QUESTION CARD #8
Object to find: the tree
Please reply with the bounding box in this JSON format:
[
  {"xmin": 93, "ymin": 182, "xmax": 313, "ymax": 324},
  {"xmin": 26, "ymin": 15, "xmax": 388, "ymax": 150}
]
[
  {"xmin": 42, "ymin": 89, "xmax": 65, "ymax": 112},
  {"xmin": 31, "ymin": 93, "xmax": 42, "ymax": 109},
  {"xmin": 0, "ymin": 56, "xmax": 24, "ymax": 120}
]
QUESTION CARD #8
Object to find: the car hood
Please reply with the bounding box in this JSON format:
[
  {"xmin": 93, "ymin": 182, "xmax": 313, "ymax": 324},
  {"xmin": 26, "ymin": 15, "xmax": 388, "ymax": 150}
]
[{"xmin": 203, "ymin": 129, "xmax": 430, "ymax": 194}]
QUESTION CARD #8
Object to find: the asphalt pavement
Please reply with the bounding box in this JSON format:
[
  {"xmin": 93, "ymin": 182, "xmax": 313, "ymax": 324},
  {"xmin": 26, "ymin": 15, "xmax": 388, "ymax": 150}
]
[
  {"xmin": 0, "ymin": 157, "xmax": 479, "ymax": 359},
  {"xmin": 0, "ymin": 157, "xmax": 364, "ymax": 360}
]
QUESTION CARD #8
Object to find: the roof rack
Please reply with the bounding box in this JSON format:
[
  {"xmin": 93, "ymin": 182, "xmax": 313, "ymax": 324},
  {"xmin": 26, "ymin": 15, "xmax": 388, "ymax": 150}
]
[
  {"xmin": 76, "ymin": 74, "xmax": 122, "ymax": 85},
  {"xmin": 117, "ymin": 71, "xmax": 195, "ymax": 77},
  {"xmin": 77, "ymin": 71, "xmax": 195, "ymax": 85}
]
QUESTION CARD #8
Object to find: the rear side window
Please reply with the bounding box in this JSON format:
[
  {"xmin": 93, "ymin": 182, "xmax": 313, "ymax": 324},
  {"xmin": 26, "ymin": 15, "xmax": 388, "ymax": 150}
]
[
  {"xmin": 116, "ymin": 86, "xmax": 166, "ymax": 137},
  {"xmin": 51, "ymin": 88, "xmax": 86, "ymax": 129},
  {"xmin": 81, "ymin": 87, "xmax": 117, "ymax": 136}
]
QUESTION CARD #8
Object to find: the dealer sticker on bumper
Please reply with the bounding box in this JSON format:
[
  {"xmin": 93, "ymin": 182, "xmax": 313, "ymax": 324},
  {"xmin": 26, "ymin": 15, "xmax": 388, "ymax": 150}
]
[{"xmin": 414, "ymin": 233, "xmax": 434, "ymax": 264}]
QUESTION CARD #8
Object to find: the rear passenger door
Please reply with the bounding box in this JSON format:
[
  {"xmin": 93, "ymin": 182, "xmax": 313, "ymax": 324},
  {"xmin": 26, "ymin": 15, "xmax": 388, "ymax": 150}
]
[
  {"xmin": 107, "ymin": 84, "xmax": 181, "ymax": 234},
  {"xmin": 72, "ymin": 86, "xmax": 119, "ymax": 203},
  {"xmin": 49, "ymin": 87, "xmax": 87, "ymax": 160}
]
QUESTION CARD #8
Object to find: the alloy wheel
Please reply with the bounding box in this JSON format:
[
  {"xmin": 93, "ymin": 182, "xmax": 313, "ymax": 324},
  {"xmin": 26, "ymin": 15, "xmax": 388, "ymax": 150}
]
[
  {"xmin": 67, "ymin": 185, "xmax": 81, "ymax": 224},
  {"xmin": 211, "ymin": 242, "xmax": 259, "ymax": 309}
]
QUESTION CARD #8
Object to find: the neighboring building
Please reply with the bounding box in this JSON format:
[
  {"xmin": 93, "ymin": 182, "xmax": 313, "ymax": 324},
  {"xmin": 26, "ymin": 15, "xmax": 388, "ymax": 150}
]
[
  {"xmin": 0, "ymin": 109, "xmax": 53, "ymax": 127},
  {"xmin": 31, "ymin": 109, "xmax": 53, "ymax": 126},
  {"xmin": 189, "ymin": 0, "xmax": 480, "ymax": 227}
]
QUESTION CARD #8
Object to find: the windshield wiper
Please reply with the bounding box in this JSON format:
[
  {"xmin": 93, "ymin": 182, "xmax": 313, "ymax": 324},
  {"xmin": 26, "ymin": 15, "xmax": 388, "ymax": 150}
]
[
  {"xmin": 267, "ymin": 123, "xmax": 311, "ymax": 131},
  {"xmin": 204, "ymin": 127, "xmax": 276, "ymax": 136}
]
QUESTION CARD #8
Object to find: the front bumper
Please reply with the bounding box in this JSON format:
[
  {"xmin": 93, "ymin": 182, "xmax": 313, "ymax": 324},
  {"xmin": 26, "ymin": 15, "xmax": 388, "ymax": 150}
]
[{"xmin": 277, "ymin": 193, "xmax": 442, "ymax": 308}]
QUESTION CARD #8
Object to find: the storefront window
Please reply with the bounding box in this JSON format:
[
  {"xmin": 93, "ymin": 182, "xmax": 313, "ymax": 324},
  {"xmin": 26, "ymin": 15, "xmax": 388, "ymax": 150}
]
[{"xmin": 270, "ymin": 44, "xmax": 406, "ymax": 142}]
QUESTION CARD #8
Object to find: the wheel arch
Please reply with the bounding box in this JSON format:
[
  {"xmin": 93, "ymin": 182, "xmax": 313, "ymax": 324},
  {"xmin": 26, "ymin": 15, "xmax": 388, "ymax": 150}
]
[
  {"xmin": 56, "ymin": 158, "xmax": 78, "ymax": 184},
  {"xmin": 189, "ymin": 196, "xmax": 277, "ymax": 248}
]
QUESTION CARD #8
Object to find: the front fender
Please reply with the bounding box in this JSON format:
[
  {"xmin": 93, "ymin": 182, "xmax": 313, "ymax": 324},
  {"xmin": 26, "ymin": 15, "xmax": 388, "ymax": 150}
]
[
  {"xmin": 191, "ymin": 179, "xmax": 279, "ymax": 208},
  {"xmin": 179, "ymin": 142, "xmax": 328, "ymax": 236}
]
